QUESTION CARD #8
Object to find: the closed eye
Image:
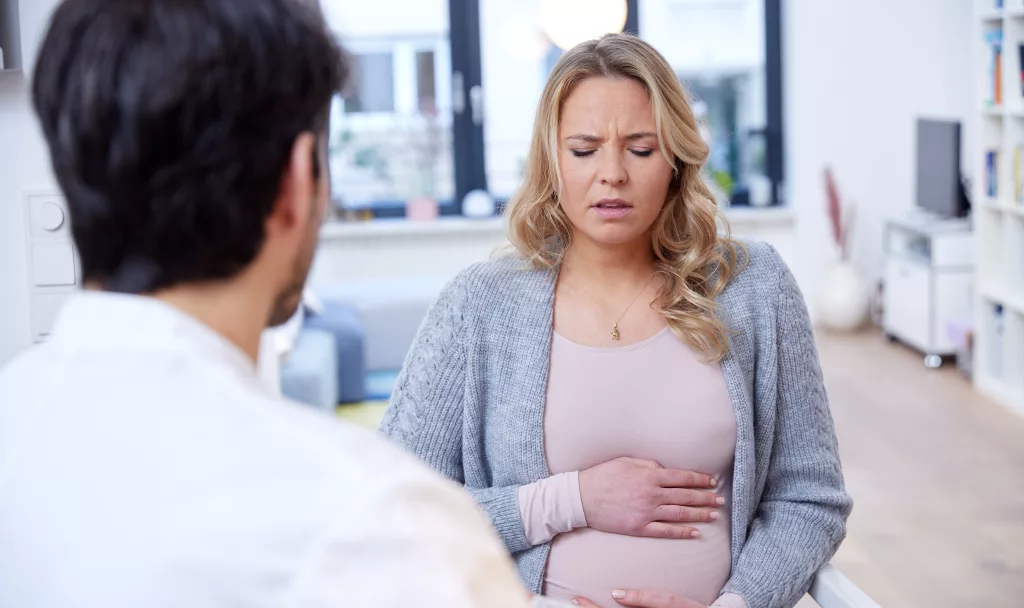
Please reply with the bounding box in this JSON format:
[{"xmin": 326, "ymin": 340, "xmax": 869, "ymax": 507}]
[{"xmin": 570, "ymin": 148, "xmax": 654, "ymax": 158}]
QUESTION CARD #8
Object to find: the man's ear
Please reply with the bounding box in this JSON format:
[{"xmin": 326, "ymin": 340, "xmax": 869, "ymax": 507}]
[{"xmin": 267, "ymin": 132, "xmax": 317, "ymax": 238}]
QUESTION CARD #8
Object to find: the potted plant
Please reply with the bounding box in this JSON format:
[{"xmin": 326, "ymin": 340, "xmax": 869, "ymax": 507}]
[{"xmin": 405, "ymin": 100, "xmax": 442, "ymax": 221}]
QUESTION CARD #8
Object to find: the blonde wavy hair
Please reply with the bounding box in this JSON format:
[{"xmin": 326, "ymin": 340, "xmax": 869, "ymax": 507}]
[{"xmin": 505, "ymin": 33, "xmax": 742, "ymax": 362}]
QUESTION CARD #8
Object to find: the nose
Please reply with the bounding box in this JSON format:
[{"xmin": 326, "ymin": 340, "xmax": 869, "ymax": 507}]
[{"xmin": 598, "ymin": 151, "xmax": 627, "ymax": 186}]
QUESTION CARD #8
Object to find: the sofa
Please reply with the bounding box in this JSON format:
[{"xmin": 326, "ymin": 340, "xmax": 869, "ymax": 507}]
[{"xmin": 278, "ymin": 276, "xmax": 447, "ymax": 408}]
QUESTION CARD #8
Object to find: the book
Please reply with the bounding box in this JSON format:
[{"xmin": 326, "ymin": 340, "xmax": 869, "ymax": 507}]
[
  {"xmin": 996, "ymin": 46, "xmax": 1003, "ymax": 105},
  {"xmin": 1019, "ymin": 45, "xmax": 1024, "ymax": 100},
  {"xmin": 990, "ymin": 305, "xmax": 1004, "ymax": 381},
  {"xmin": 986, "ymin": 30, "xmax": 1005, "ymax": 106},
  {"xmin": 987, "ymin": 150, "xmax": 999, "ymax": 198},
  {"xmin": 1015, "ymin": 146, "xmax": 1022, "ymax": 204}
]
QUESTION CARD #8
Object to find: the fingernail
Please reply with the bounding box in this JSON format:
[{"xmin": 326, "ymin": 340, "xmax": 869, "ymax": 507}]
[
  {"xmin": 690, "ymin": 529, "xmax": 701, "ymax": 538},
  {"xmin": 716, "ymin": 496, "xmax": 726, "ymax": 505},
  {"xmin": 710, "ymin": 478, "xmax": 717, "ymax": 487},
  {"xmin": 710, "ymin": 511, "xmax": 720, "ymax": 520},
  {"xmin": 612, "ymin": 590, "xmax": 626, "ymax": 599},
  {"xmin": 572, "ymin": 600, "xmax": 580, "ymax": 606}
]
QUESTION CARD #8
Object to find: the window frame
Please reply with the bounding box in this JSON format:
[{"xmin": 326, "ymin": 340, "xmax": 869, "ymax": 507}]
[
  {"xmin": 327, "ymin": 0, "xmax": 785, "ymax": 217},
  {"xmin": 339, "ymin": 37, "xmax": 452, "ymax": 128},
  {"xmin": 449, "ymin": 0, "xmax": 784, "ymax": 211}
]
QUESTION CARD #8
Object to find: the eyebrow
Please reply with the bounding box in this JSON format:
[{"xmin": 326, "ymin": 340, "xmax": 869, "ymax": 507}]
[{"xmin": 564, "ymin": 132, "xmax": 658, "ymax": 143}]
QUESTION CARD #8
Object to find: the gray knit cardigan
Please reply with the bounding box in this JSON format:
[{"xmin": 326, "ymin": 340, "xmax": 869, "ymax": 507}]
[{"xmin": 380, "ymin": 240, "xmax": 852, "ymax": 608}]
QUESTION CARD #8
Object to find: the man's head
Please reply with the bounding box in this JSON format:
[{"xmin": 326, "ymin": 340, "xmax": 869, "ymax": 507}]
[{"xmin": 32, "ymin": 0, "xmax": 347, "ymax": 326}]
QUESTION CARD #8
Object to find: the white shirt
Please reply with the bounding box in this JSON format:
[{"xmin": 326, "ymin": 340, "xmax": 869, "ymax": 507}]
[
  {"xmin": 256, "ymin": 288, "xmax": 325, "ymax": 396},
  {"xmin": 0, "ymin": 292, "xmax": 536, "ymax": 608}
]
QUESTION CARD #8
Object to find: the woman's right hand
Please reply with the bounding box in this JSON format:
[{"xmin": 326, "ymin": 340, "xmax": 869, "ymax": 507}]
[{"xmin": 578, "ymin": 457, "xmax": 724, "ymax": 539}]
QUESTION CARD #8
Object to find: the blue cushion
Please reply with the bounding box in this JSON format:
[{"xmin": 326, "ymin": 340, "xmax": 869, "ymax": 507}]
[
  {"xmin": 303, "ymin": 301, "xmax": 366, "ymax": 404},
  {"xmin": 365, "ymin": 369, "xmax": 400, "ymax": 401},
  {"xmin": 280, "ymin": 328, "xmax": 338, "ymax": 411}
]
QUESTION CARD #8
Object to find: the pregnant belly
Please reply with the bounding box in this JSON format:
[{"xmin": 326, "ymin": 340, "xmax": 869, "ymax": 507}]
[{"xmin": 542, "ymin": 521, "xmax": 732, "ymax": 608}]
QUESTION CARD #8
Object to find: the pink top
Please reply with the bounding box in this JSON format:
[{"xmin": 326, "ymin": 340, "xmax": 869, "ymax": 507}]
[{"xmin": 518, "ymin": 328, "xmax": 745, "ymax": 608}]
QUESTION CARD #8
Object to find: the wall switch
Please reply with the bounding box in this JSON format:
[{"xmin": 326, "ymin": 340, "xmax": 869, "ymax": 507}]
[
  {"xmin": 31, "ymin": 243, "xmax": 76, "ymax": 287},
  {"xmin": 28, "ymin": 195, "xmax": 71, "ymax": 239},
  {"xmin": 23, "ymin": 191, "xmax": 80, "ymax": 344}
]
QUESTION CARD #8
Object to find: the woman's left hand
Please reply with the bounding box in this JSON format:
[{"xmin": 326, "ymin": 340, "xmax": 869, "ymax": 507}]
[{"xmin": 572, "ymin": 589, "xmax": 706, "ymax": 608}]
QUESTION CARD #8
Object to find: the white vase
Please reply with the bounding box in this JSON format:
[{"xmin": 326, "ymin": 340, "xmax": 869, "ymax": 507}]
[{"xmin": 818, "ymin": 261, "xmax": 870, "ymax": 332}]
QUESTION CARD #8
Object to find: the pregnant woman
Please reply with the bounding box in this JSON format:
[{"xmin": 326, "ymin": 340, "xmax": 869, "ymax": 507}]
[{"xmin": 381, "ymin": 33, "xmax": 851, "ymax": 608}]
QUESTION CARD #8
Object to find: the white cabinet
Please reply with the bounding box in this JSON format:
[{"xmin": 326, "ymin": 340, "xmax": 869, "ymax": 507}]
[
  {"xmin": 883, "ymin": 214, "xmax": 973, "ymax": 366},
  {"xmin": 884, "ymin": 258, "xmax": 930, "ymax": 349}
]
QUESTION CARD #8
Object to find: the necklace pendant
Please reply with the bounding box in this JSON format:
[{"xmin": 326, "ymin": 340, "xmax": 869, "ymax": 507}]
[{"xmin": 611, "ymin": 323, "xmax": 620, "ymax": 341}]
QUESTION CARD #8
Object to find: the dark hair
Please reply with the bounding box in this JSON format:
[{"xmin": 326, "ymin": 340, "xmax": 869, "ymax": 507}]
[{"xmin": 32, "ymin": 0, "xmax": 347, "ymax": 292}]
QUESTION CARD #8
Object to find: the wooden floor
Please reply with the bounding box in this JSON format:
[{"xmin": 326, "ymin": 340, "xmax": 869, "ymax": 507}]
[{"xmin": 802, "ymin": 330, "xmax": 1024, "ymax": 607}]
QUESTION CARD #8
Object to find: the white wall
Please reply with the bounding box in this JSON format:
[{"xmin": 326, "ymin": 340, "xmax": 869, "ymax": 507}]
[
  {"xmin": 641, "ymin": 0, "xmax": 764, "ymax": 73},
  {"xmin": 311, "ymin": 209, "xmax": 797, "ymax": 286},
  {"xmin": 0, "ymin": 0, "xmax": 58, "ymax": 367},
  {"xmin": 784, "ymin": 0, "xmax": 974, "ymax": 313},
  {"xmin": 322, "ymin": 0, "xmax": 446, "ymax": 39}
]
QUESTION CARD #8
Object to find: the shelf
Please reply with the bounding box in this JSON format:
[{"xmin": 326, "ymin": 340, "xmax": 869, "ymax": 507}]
[
  {"xmin": 980, "ymin": 286, "xmax": 1024, "ymax": 316},
  {"xmin": 976, "ymin": 3, "xmax": 1024, "ymax": 418},
  {"xmin": 981, "ymin": 199, "xmax": 1024, "ymax": 217},
  {"xmin": 320, "ymin": 217, "xmax": 506, "ymax": 241},
  {"xmin": 319, "ymin": 205, "xmax": 795, "ymax": 241},
  {"xmin": 976, "ymin": 374, "xmax": 1024, "ymax": 419}
]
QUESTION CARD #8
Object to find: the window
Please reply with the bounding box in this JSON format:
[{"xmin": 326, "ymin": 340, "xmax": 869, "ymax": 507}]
[
  {"xmin": 416, "ymin": 51, "xmax": 437, "ymax": 113},
  {"xmin": 344, "ymin": 52, "xmax": 395, "ymax": 113},
  {"xmin": 641, "ymin": 0, "xmax": 782, "ymax": 207},
  {"xmin": 323, "ymin": 0, "xmax": 784, "ymax": 218},
  {"xmin": 324, "ymin": 31, "xmax": 453, "ymax": 214}
]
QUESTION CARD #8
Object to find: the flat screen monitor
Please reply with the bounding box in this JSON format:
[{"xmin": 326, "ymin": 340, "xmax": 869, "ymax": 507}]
[{"xmin": 915, "ymin": 118, "xmax": 968, "ymax": 218}]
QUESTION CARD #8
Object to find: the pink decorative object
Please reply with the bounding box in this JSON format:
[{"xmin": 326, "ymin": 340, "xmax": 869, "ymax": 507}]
[
  {"xmin": 406, "ymin": 196, "xmax": 439, "ymax": 221},
  {"xmin": 824, "ymin": 166, "xmax": 855, "ymax": 261},
  {"xmin": 819, "ymin": 166, "xmax": 868, "ymax": 332}
]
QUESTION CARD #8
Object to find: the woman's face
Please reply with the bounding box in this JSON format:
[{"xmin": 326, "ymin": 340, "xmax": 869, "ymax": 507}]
[{"xmin": 556, "ymin": 76, "xmax": 674, "ymax": 248}]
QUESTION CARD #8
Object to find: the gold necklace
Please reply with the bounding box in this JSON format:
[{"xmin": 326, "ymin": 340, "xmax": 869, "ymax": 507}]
[{"xmin": 569, "ymin": 271, "xmax": 656, "ymax": 341}]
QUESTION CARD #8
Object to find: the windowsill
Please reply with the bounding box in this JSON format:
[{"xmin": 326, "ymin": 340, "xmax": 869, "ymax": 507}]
[
  {"xmin": 319, "ymin": 205, "xmax": 794, "ymax": 240},
  {"xmin": 319, "ymin": 216, "xmax": 506, "ymax": 240},
  {"xmin": 723, "ymin": 205, "xmax": 795, "ymax": 227}
]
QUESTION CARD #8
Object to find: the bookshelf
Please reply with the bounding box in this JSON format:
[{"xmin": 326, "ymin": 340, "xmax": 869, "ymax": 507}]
[{"xmin": 975, "ymin": 0, "xmax": 1024, "ymax": 417}]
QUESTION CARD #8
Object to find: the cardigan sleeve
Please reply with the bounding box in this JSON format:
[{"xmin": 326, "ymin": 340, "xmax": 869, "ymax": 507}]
[
  {"xmin": 379, "ymin": 269, "xmax": 534, "ymax": 555},
  {"xmin": 720, "ymin": 250, "xmax": 853, "ymax": 608}
]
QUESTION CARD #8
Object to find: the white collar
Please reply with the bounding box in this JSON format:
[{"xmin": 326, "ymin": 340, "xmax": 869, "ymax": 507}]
[{"xmin": 52, "ymin": 291, "xmax": 263, "ymax": 388}]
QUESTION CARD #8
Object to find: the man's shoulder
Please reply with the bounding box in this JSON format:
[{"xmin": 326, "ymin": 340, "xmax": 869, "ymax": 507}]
[
  {"xmin": 278, "ymin": 408, "xmax": 507, "ymax": 558},
  {"xmin": 0, "ymin": 342, "xmax": 57, "ymax": 384},
  {"xmin": 0, "ymin": 343, "xmax": 65, "ymax": 424},
  {"xmin": 272, "ymin": 401, "xmax": 466, "ymax": 498}
]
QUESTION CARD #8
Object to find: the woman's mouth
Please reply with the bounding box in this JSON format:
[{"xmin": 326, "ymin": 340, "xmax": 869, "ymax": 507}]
[{"xmin": 591, "ymin": 198, "xmax": 634, "ymax": 220}]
